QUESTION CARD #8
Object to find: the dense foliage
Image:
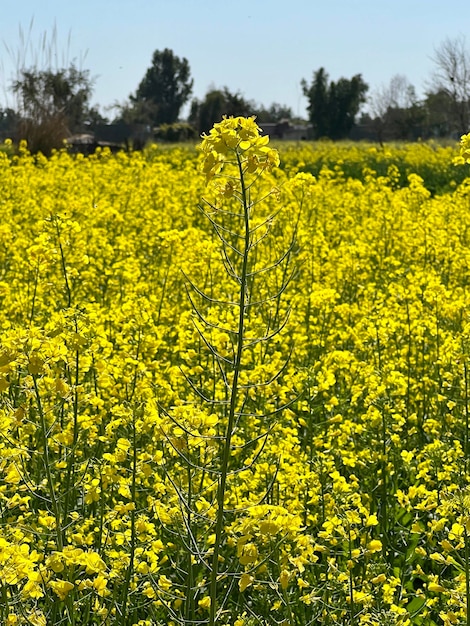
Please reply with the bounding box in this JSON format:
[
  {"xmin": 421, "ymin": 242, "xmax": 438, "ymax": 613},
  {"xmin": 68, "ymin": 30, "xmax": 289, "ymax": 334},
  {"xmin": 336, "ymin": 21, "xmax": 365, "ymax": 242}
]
[
  {"xmin": 2, "ymin": 134, "xmax": 470, "ymax": 625},
  {"xmin": 301, "ymin": 68, "xmax": 369, "ymax": 139},
  {"xmin": 9, "ymin": 65, "xmax": 101, "ymax": 155},
  {"xmin": 128, "ymin": 49, "xmax": 193, "ymax": 126}
]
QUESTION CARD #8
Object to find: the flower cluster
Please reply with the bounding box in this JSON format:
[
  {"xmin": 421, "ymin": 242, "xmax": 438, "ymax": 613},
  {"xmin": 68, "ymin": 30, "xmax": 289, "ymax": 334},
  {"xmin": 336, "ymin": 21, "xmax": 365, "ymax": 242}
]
[
  {"xmin": 459, "ymin": 132, "xmax": 470, "ymax": 163},
  {"xmin": 199, "ymin": 116, "xmax": 280, "ymax": 182}
]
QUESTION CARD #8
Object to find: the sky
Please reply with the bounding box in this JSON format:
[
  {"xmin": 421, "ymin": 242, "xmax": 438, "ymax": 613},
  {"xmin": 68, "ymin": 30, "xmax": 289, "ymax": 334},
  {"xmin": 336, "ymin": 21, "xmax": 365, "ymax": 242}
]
[{"xmin": 1, "ymin": 0, "xmax": 470, "ymax": 121}]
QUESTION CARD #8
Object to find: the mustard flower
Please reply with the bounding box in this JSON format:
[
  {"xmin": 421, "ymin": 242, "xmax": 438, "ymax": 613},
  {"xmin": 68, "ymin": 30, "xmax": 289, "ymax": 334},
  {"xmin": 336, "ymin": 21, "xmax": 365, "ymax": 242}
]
[
  {"xmin": 199, "ymin": 116, "xmax": 280, "ymax": 181},
  {"xmin": 49, "ymin": 579, "xmax": 75, "ymax": 600},
  {"xmin": 460, "ymin": 132, "xmax": 470, "ymax": 162},
  {"xmin": 198, "ymin": 596, "xmax": 211, "ymax": 610}
]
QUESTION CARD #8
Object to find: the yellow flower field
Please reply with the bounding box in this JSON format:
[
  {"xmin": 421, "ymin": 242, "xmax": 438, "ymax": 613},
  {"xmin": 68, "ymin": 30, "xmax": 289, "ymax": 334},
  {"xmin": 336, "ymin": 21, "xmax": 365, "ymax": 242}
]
[{"xmin": 1, "ymin": 126, "xmax": 470, "ymax": 625}]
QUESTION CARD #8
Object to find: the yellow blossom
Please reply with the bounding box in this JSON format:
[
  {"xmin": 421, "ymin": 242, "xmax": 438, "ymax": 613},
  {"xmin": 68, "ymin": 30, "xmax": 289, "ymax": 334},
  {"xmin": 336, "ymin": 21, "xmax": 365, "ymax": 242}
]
[{"xmin": 49, "ymin": 579, "xmax": 74, "ymax": 600}]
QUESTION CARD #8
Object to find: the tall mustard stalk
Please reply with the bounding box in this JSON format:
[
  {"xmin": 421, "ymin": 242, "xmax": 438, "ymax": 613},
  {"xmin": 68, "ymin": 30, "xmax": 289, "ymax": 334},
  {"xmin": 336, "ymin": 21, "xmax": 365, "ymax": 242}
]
[
  {"xmin": 160, "ymin": 116, "xmax": 295, "ymax": 625},
  {"xmin": 207, "ymin": 150, "xmax": 251, "ymax": 626},
  {"xmin": 197, "ymin": 117, "xmax": 284, "ymax": 625}
]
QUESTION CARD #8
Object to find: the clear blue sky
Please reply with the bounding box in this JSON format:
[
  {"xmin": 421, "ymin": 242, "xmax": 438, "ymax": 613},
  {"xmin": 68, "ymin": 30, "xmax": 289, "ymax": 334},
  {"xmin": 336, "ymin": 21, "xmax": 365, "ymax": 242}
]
[{"xmin": 1, "ymin": 0, "xmax": 469, "ymax": 120}]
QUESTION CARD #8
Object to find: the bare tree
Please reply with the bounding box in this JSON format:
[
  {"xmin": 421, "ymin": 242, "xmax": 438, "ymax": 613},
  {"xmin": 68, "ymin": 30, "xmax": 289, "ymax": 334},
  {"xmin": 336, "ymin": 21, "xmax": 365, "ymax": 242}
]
[
  {"xmin": 370, "ymin": 74, "xmax": 417, "ymax": 116},
  {"xmin": 430, "ymin": 35, "xmax": 470, "ymax": 133},
  {"xmin": 368, "ymin": 74, "xmax": 421, "ymax": 142}
]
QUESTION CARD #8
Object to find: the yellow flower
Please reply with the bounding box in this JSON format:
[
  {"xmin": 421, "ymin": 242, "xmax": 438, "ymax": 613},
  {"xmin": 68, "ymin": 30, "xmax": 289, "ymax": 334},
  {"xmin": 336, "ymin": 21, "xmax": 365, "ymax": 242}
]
[
  {"xmin": 198, "ymin": 596, "xmax": 211, "ymax": 610},
  {"xmin": 238, "ymin": 542, "xmax": 258, "ymax": 565},
  {"xmin": 199, "ymin": 116, "xmax": 279, "ymax": 182},
  {"xmin": 279, "ymin": 569, "xmax": 290, "ymax": 590},
  {"xmin": 448, "ymin": 522, "xmax": 464, "ymax": 540},
  {"xmin": 370, "ymin": 573, "xmax": 386, "ymax": 584},
  {"xmin": 22, "ymin": 578, "xmax": 44, "ymax": 600},
  {"xmin": 4, "ymin": 463, "xmax": 22, "ymax": 484},
  {"xmin": 367, "ymin": 539, "xmax": 382, "ymax": 553},
  {"xmin": 46, "ymin": 552, "xmax": 64, "ymax": 573},
  {"xmin": 460, "ymin": 132, "xmax": 470, "ymax": 162},
  {"xmin": 93, "ymin": 574, "xmax": 109, "ymax": 596},
  {"xmin": 158, "ymin": 574, "xmax": 172, "ymax": 592},
  {"xmin": 440, "ymin": 539, "xmax": 454, "ymax": 552},
  {"xmin": 80, "ymin": 551, "xmax": 106, "ymax": 574},
  {"xmin": 49, "ymin": 579, "xmax": 74, "ymax": 600},
  {"xmin": 143, "ymin": 584, "xmax": 156, "ymax": 599},
  {"xmin": 25, "ymin": 611, "xmax": 46, "ymax": 626},
  {"xmin": 239, "ymin": 572, "xmax": 254, "ymax": 592}
]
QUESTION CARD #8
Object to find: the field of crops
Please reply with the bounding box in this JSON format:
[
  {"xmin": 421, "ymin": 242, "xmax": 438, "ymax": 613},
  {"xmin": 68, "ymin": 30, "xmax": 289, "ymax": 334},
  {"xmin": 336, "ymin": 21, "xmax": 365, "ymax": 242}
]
[{"xmin": 1, "ymin": 122, "xmax": 470, "ymax": 626}]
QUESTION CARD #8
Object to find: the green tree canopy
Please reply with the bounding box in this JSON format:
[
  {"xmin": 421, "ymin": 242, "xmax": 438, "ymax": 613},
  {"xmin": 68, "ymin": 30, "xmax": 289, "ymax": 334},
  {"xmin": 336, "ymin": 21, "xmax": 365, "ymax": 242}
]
[
  {"xmin": 302, "ymin": 68, "xmax": 368, "ymax": 139},
  {"xmin": 423, "ymin": 89, "xmax": 455, "ymax": 137},
  {"xmin": 254, "ymin": 102, "xmax": 294, "ymax": 123},
  {"xmin": 131, "ymin": 48, "xmax": 193, "ymax": 126},
  {"xmin": 0, "ymin": 108, "xmax": 18, "ymax": 135},
  {"xmin": 189, "ymin": 87, "xmax": 254, "ymax": 134}
]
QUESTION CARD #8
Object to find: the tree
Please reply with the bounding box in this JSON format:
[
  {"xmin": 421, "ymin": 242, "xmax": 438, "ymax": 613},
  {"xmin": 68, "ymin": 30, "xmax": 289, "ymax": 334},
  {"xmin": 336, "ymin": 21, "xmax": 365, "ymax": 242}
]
[
  {"xmin": 189, "ymin": 87, "xmax": 254, "ymax": 134},
  {"xmin": 369, "ymin": 75, "xmax": 416, "ymax": 121},
  {"xmin": 254, "ymin": 102, "xmax": 294, "ymax": 123},
  {"xmin": 430, "ymin": 36, "xmax": 470, "ymax": 133},
  {"xmin": 301, "ymin": 67, "xmax": 329, "ymax": 138},
  {"xmin": 190, "ymin": 90, "xmax": 226, "ymax": 134},
  {"xmin": 423, "ymin": 89, "xmax": 455, "ymax": 137},
  {"xmin": 13, "ymin": 65, "xmax": 95, "ymax": 129},
  {"xmin": 0, "ymin": 108, "xmax": 18, "ymax": 137},
  {"xmin": 11, "ymin": 64, "xmax": 98, "ymax": 153},
  {"xmin": 130, "ymin": 48, "xmax": 193, "ymax": 126},
  {"xmin": 302, "ymin": 68, "xmax": 368, "ymax": 139},
  {"xmin": 369, "ymin": 74, "xmax": 424, "ymax": 141},
  {"xmin": 113, "ymin": 99, "xmax": 157, "ymax": 126}
]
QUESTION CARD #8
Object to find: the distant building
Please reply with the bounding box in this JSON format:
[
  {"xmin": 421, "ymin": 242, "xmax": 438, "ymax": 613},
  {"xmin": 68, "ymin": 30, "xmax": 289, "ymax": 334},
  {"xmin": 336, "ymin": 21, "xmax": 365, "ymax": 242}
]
[
  {"xmin": 259, "ymin": 120, "xmax": 312, "ymax": 140},
  {"xmin": 67, "ymin": 123, "xmax": 153, "ymax": 153}
]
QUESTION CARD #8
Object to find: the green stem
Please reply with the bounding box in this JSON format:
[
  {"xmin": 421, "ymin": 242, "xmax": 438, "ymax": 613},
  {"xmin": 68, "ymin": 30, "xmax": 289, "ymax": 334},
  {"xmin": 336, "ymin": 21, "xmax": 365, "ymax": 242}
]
[
  {"xmin": 465, "ymin": 524, "xmax": 470, "ymax": 626},
  {"xmin": 348, "ymin": 525, "xmax": 355, "ymax": 626},
  {"xmin": 33, "ymin": 374, "xmax": 63, "ymax": 551},
  {"xmin": 380, "ymin": 402, "xmax": 388, "ymax": 550},
  {"xmin": 464, "ymin": 361, "xmax": 469, "ymax": 465},
  {"xmin": 54, "ymin": 216, "xmax": 72, "ymax": 308},
  {"xmin": 1, "ymin": 584, "xmax": 8, "ymax": 622},
  {"xmin": 120, "ymin": 408, "xmax": 137, "ymax": 624},
  {"xmin": 185, "ymin": 461, "xmax": 194, "ymax": 624},
  {"xmin": 62, "ymin": 321, "xmax": 80, "ymax": 540},
  {"xmin": 29, "ymin": 260, "xmax": 40, "ymax": 325},
  {"xmin": 208, "ymin": 152, "xmax": 251, "ymax": 626}
]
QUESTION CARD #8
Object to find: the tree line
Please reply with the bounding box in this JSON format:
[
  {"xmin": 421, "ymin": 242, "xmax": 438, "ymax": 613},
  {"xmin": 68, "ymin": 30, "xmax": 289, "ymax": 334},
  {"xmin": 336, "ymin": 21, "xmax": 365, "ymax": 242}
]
[{"xmin": 1, "ymin": 37, "xmax": 470, "ymax": 153}]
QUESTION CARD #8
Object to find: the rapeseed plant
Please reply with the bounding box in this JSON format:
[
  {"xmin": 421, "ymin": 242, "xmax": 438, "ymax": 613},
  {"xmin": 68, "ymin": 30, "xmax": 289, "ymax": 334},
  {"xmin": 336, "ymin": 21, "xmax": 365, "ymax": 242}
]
[{"xmin": 162, "ymin": 116, "xmax": 297, "ymax": 625}]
